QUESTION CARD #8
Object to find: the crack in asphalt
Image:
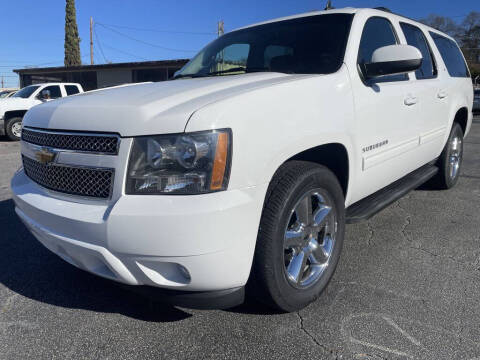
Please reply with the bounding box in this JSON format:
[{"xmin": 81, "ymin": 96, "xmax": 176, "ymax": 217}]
[
  {"xmin": 460, "ymin": 174, "xmax": 480, "ymax": 180},
  {"xmin": 393, "ymin": 194, "xmax": 480, "ymax": 279},
  {"xmin": 396, "ymin": 200, "xmax": 412, "ymax": 242},
  {"xmin": 366, "ymin": 221, "xmax": 375, "ymax": 246},
  {"xmin": 354, "ymin": 354, "xmax": 389, "ymax": 360},
  {"xmin": 296, "ymin": 311, "xmax": 341, "ymax": 359}
]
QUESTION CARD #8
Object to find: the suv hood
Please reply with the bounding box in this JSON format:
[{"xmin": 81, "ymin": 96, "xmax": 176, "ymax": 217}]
[{"xmin": 23, "ymin": 73, "xmax": 312, "ymax": 136}]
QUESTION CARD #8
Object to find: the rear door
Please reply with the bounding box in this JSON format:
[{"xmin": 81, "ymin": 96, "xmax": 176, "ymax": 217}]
[
  {"xmin": 428, "ymin": 32, "xmax": 473, "ymax": 134},
  {"xmin": 399, "ymin": 22, "xmax": 448, "ymax": 161}
]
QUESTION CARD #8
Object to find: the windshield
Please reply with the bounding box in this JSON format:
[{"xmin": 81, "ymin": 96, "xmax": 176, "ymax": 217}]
[
  {"xmin": 0, "ymin": 91, "xmax": 12, "ymax": 98},
  {"xmin": 13, "ymin": 85, "xmax": 40, "ymax": 99},
  {"xmin": 174, "ymin": 13, "xmax": 354, "ymax": 79}
]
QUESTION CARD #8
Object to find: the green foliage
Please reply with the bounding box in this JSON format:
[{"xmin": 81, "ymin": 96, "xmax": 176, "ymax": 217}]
[{"xmin": 64, "ymin": 0, "xmax": 81, "ymax": 66}]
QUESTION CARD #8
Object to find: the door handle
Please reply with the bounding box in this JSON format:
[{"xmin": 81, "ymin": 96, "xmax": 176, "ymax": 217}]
[
  {"xmin": 404, "ymin": 96, "xmax": 418, "ymax": 106},
  {"xmin": 437, "ymin": 90, "xmax": 448, "ymax": 99}
]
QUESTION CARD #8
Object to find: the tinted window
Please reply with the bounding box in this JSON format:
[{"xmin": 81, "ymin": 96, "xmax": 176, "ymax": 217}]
[
  {"xmin": 175, "ymin": 14, "xmax": 354, "ymax": 78},
  {"xmin": 40, "ymin": 86, "xmax": 62, "ymax": 99},
  {"xmin": 400, "ymin": 23, "xmax": 436, "ymax": 79},
  {"xmin": 430, "ymin": 32, "xmax": 469, "ymax": 78},
  {"xmin": 358, "ymin": 17, "xmax": 406, "ymax": 82},
  {"xmin": 65, "ymin": 85, "xmax": 80, "ymax": 95},
  {"xmin": 12, "ymin": 85, "xmax": 39, "ymax": 99},
  {"xmin": 264, "ymin": 45, "xmax": 294, "ymax": 68}
]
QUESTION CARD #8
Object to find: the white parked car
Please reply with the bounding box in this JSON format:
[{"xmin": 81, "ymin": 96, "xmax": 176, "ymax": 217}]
[
  {"xmin": 0, "ymin": 89, "xmax": 18, "ymax": 99},
  {"xmin": 12, "ymin": 8, "xmax": 473, "ymax": 311},
  {"xmin": 0, "ymin": 83, "xmax": 83, "ymax": 140}
]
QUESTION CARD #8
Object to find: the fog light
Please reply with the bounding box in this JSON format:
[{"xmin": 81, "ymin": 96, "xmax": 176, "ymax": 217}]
[{"xmin": 178, "ymin": 264, "xmax": 191, "ymax": 281}]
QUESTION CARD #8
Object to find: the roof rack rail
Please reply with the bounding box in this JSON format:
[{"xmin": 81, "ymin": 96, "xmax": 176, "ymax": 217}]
[{"xmin": 374, "ymin": 7, "xmax": 392, "ymax": 13}]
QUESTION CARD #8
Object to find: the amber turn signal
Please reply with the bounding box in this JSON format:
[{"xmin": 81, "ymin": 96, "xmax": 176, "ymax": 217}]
[{"xmin": 210, "ymin": 132, "xmax": 229, "ymax": 190}]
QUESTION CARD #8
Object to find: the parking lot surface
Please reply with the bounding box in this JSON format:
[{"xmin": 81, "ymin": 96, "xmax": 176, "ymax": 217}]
[{"xmin": 1, "ymin": 117, "xmax": 479, "ymax": 360}]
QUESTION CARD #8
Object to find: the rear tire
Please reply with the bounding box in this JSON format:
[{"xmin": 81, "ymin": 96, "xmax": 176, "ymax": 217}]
[
  {"xmin": 5, "ymin": 117, "xmax": 23, "ymax": 141},
  {"xmin": 250, "ymin": 161, "xmax": 345, "ymax": 312},
  {"xmin": 429, "ymin": 123, "xmax": 464, "ymax": 190}
]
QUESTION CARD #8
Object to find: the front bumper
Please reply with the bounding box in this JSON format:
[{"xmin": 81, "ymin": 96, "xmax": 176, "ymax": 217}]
[{"xmin": 12, "ymin": 169, "xmax": 267, "ymax": 296}]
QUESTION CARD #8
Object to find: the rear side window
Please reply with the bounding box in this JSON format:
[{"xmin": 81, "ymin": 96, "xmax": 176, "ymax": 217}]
[
  {"xmin": 429, "ymin": 32, "xmax": 469, "ymax": 78},
  {"xmin": 358, "ymin": 17, "xmax": 407, "ymax": 82},
  {"xmin": 400, "ymin": 23, "xmax": 437, "ymax": 79},
  {"xmin": 65, "ymin": 85, "xmax": 80, "ymax": 95}
]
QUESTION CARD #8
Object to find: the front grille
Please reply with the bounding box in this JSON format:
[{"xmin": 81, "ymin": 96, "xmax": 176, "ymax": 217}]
[
  {"xmin": 22, "ymin": 156, "xmax": 114, "ymax": 198},
  {"xmin": 22, "ymin": 128, "xmax": 119, "ymax": 154}
]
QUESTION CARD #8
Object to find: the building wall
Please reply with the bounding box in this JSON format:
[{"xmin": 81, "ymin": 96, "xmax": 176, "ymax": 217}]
[
  {"xmin": 15, "ymin": 60, "xmax": 188, "ymax": 90},
  {"xmin": 96, "ymin": 69, "xmax": 132, "ymax": 88}
]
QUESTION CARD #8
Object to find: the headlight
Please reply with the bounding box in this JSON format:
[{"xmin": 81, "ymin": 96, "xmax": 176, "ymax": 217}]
[{"xmin": 126, "ymin": 129, "xmax": 231, "ymax": 194}]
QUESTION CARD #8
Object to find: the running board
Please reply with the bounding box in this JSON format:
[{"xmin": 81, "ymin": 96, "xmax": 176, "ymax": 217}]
[{"xmin": 346, "ymin": 164, "xmax": 439, "ymax": 224}]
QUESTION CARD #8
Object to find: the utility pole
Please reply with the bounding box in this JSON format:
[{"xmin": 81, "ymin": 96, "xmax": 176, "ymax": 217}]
[
  {"xmin": 1, "ymin": 76, "xmax": 4, "ymax": 89},
  {"xmin": 217, "ymin": 20, "xmax": 224, "ymax": 37},
  {"xmin": 90, "ymin": 16, "xmax": 94, "ymax": 65}
]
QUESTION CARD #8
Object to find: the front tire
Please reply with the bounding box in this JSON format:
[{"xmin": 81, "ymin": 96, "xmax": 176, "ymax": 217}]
[
  {"xmin": 5, "ymin": 117, "xmax": 23, "ymax": 141},
  {"xmin": 430, "ymin": 123, "xmax": 464, "ymax": 189},
  {"xmin": 250, "ymin": 161, "xmax": 345, "ymax": 312}
]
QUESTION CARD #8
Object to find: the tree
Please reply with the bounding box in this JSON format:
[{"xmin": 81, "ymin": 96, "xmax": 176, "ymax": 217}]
[
  {"xmin": 64, "ymin": 0, "xmax": 81, "ymax": 66},
  {"xmin": 419, "ymin": 14, "xmax": 460, "ymax": 38},
  {"xmin": 420, "ymin": 12, "xmax": 480, "ymax": 79},
  {"xmin": 460, "ymin": 12, "xmax": 480, "ymax": 66}
]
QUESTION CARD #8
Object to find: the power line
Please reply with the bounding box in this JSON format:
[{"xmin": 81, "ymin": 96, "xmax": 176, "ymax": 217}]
[
  {"xmin": 95, "ymin": 23, "xmax": 197, "ymax": 53},
  {"xmin": 95, "ymin": 21, "xmax": 216, "ymax": 35},
  {"xmin": 93, "ymin": 27, "xmax": 109, "ymax": 63},
  {"xmin": 102, "ymin": 43, "xmax": 150, "ymax": 61}
]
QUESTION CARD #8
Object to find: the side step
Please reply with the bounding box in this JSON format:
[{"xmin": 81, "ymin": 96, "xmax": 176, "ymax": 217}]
[{"xmin": 346, "ymin": 164, "xmax": 438, "ymax": 224}]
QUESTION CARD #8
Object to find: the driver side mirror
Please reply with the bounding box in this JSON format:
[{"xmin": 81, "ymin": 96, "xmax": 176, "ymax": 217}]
[{"xmin": 362, "ymin": 45, "xmax": 423, "ymax": 79}]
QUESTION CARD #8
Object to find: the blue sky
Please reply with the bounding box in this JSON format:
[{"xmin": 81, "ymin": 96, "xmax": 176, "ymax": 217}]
[{"xmin": 1, "ymin": 0, "xmax": 479, "ymax": 87}]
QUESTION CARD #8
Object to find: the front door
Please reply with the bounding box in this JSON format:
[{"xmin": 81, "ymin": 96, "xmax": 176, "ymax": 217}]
[{"xmin": 349, "ymin": 16, "xmax": 423, "ymax": 202}]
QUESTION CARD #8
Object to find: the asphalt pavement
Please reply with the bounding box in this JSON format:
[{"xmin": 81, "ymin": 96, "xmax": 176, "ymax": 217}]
[{"xmin": 0, "ymin": 117, "xmax": 479, "ymax": 359}]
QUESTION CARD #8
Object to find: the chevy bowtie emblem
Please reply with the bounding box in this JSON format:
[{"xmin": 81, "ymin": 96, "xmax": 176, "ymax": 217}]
[{"xmin": 35, "ymin": 147, "xmax": 57, "ymax": 165}]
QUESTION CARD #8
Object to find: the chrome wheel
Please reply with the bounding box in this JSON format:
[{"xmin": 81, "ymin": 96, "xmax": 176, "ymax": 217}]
[
  {"xmin": 447, "ymin": 134, "xmax": 462, "ymax": 180},
  {"xmin": 11, "ymin": 122, "xmax": 22, "ymax": 138},
  {"xmin": 283, "ymin": 189, "xmax": 337, "ymax": 289}
]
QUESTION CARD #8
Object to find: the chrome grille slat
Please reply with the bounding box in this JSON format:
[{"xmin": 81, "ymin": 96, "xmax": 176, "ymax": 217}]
[
  {"xmin": 21, "ymin": 128, "xmax": 119, "ymax": 154},
  {"xmin": 22, "ymin": 156, "xmax": 114, "ymax": 199}
]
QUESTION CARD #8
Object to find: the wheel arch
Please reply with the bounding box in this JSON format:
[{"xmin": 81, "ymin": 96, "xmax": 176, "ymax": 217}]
[
  {"xmin": 282, "ymin": 143, "xmax": 350, "ymax": 198},
  {"xmin": 4, "ymin": 110, "xmax": 27, "ymax": 122},
  {"xmin": 452, "ymin": 107, "xmax": 468, "ymax": 135}
]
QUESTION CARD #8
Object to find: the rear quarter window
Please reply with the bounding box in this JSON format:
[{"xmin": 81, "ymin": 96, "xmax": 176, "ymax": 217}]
[{"xmin": 429, "ymin": 32, "xmax": 470, "ymax": 78}]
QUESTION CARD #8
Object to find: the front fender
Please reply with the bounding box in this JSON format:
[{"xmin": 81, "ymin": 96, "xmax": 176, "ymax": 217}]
[{"xmin": 185, "ymin": 65, "xmax": 356, "ymax": 204}]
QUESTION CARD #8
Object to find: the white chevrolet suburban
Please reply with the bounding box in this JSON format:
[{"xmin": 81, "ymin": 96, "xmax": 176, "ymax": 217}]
[
  {"xmin": 11, "ymin": 8, "xmax": 474, "ymax": 312},
  {"xmin": 0, "ymin": 83, "xmax": 83, "ymax": 140}
]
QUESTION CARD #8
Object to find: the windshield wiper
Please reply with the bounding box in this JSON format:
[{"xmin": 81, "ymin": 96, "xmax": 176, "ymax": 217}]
[
  {"xmin": 207, "ymin": 67, "xmax": 280, "ymax": 76},
  {"xmin": 205, "ymin": 67, "xmax": 248, "ymax": 76},
  {"xmin": 172, "ymin": 73, "xmax": 204, "ymax": 80},
  {"xmin": 173, "ymin": 67, "xmax": 276, "ymax": 80}
]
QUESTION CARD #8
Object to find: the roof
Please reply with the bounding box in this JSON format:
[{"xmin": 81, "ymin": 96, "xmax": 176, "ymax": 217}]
[
  {"xmin": 235, "ymin": 8, "xmax": 358, "ymax": 31},
  {"xmin": 14, "ymin": 59, "xmax": 189, "ymax": 74},
  {"xmin": 233, "ymin": 7, "xmax": 452, "ymax": 40},
  {"xmin": 25, "ymin": 82, "xmax": 81, "ymax": 86}
]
